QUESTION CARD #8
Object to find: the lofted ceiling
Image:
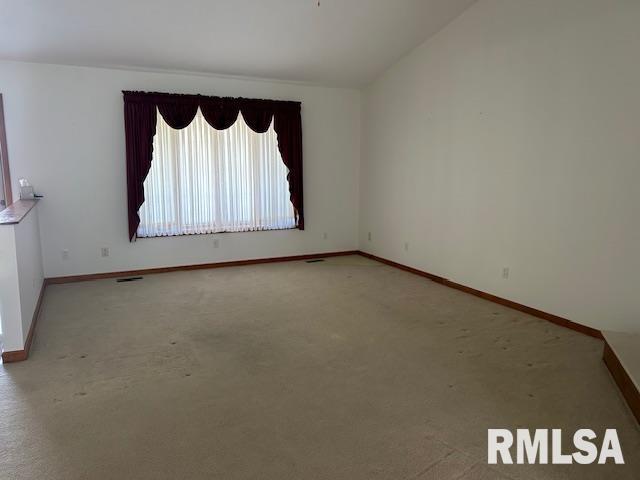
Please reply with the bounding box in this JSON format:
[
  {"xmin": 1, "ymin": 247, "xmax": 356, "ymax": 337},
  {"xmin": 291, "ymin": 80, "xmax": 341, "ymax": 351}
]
[{"xmin": 0, "ymin": 0, "xmax": 476, "ymax": 87}]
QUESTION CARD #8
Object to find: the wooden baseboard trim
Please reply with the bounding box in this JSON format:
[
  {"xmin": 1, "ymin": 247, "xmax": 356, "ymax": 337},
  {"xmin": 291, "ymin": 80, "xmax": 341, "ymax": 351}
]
[
  {"xmin": 603, "ymin": 341, "xmax": 640, "ymax": 424},
  {"xmin": 7, "ymin": 250, "xmax": 603, "ymax": 362},
  {"xmin": 2, "ymin": 280, "xmax": 46, "ymax": 363},
  {"xmin": 4, "ymin": 251, "xmax": 358, "ymax": 362},
  {"xmin": 357, "ymin": 251, "xmax": 602, "ymax": 339},
  {"xmin": 1, "ymin": 349, "xmax": 28, "ymax": 363},
  {"xmin": 45, "ymin": 250, "xmax": 360, "ymax": 285}
]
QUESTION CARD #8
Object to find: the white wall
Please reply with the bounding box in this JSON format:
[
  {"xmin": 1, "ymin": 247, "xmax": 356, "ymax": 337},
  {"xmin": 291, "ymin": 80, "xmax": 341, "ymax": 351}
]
[
  {"xmin": 0, "ymin": 62, "xmax": 360, "ymax": 277},
  {"xmin": 0, "ymin": 205, "xmax": 43, "ymax": 352},
  {"xmin": 0, "ymin": 224, "xmax": 22, "ymax": 351},
  {"xmin": 14, "ymin": 207, "xmax": 44, "ymax": 344},
  {"xmin": 360, "ymin": 0, "xmax": 640, "ymax": 333}
]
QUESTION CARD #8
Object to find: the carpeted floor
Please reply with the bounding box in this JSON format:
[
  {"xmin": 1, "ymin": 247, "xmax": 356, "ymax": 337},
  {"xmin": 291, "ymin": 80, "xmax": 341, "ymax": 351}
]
[{"xmin": 1, "ymin": 255, "xmax": 638, "ymax": 479}]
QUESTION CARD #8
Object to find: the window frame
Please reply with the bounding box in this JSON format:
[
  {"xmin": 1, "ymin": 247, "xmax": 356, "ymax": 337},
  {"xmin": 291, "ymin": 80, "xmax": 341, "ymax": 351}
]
[{"xmin": 0, "ymin": 94, "xmax": 13, "ymax": 211}]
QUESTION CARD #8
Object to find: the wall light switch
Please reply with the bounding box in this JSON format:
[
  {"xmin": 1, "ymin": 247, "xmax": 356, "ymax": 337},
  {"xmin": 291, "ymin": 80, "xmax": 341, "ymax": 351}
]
[{"xmin": 213, "ymin": 238, "xmax": 220, "ymax": 248}]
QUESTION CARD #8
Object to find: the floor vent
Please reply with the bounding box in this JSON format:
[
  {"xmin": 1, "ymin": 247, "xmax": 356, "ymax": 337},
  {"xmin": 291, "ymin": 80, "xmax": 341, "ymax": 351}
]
[
  {"xmin": 306, "ymin": 259, "xmax": 325, "ymax": 263},
  {"xmin": 116, "ymin": 276, "xmax": 143, "ymax": 283}
]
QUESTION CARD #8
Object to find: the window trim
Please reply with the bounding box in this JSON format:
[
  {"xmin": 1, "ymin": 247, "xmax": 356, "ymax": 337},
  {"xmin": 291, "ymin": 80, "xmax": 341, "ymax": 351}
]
[
  {"xmin": 136, "ymin": 226, "xmax": 298, "ymax": 240},
  {"xmin": 0, "ymin": 94, "xmax": 13, "ymax": 210}
]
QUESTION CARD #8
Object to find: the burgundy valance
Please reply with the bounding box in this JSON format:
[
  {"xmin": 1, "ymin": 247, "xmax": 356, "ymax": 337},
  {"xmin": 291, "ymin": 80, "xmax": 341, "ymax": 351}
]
[{"xmin": 123, "ymin": 91, "xmax": 304, "ymax": 240}]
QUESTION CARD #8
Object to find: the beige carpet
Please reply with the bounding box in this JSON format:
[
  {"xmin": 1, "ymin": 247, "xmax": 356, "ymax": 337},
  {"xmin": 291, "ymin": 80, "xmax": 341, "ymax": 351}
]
[{"xmin": 1, "ymin": 255, "xmax": 638, "ymax": 479}]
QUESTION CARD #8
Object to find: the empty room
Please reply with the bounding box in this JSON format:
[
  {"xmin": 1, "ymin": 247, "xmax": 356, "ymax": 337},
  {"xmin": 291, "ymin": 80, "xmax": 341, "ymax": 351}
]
[{"xmin": 1, "ymin": 1, "xmax": 639, "ymax": 479}]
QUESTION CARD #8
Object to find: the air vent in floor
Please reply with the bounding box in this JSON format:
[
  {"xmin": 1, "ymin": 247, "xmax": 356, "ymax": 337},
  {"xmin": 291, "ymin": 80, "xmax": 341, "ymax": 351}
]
[{"xmin": 116, "ymin": 277, "xmax": 143, "ymax": 283}]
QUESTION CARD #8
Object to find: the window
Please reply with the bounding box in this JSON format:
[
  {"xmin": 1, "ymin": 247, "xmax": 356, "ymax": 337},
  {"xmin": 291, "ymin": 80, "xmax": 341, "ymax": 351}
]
[
  {"xmin": 123, "ymin": 91, "xmax": 303, "ymax": 240},
  {"xmin": 138, "ymin": 108, "xmax": 295, "ymax": 237}
]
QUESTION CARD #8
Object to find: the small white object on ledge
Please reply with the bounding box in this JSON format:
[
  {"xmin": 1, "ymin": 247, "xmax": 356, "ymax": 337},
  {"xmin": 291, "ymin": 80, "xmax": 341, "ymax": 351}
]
[{"xmin": 18, "ymin": 178, "xmax": 35, "ymax": 199}]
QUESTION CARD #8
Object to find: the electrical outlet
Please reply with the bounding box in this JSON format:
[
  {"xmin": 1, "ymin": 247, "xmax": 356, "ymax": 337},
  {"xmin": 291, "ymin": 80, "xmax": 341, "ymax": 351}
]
[
  {"xmin": 100, "ymin": 247, "xmax": 110, "ymax": 258},
  {"xmin": 322, "ymin": 232, "xmax": 328, "ymax": 240},
  {"xmin": 62, "ymin": 249, "xmax": 69, "ymax": 260},
  {"xmin": 367, "ymin": 232, "xmax": 372, "ymax": 242},
  {"xmin": 502, "ymin": 267, "xmax": 510, "ymax": 279},
  {"xmin": 213, "ymin": 238, "xmax": 220, "ymax": 248},
  {"xmin": 404, "ymin": 242, "xmax": 409, "ymax": 252}
]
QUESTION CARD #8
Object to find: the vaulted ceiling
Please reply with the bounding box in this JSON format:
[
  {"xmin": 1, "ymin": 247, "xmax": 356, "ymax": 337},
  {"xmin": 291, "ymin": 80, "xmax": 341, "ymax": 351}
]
[{"xmin": 0, "ymin": 0, "xmax": 476, "ymax": 86}]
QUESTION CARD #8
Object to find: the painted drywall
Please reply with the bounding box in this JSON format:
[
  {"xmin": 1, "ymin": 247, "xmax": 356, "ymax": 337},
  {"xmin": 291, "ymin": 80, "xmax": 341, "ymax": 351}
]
[
  {"xmin": 0, "ymin": 205, "xmax": 43, "ymax": 352},
  {"xmin": 0, "ymin": 223, "xmax": 22, "ymax": 351},
  {"xmin": 359, "ymin": 0, "xmax": 640, "ymax": 333},
  {"xmin": 14, "ymin": 207, "xmax": 44, "ymax": 344},
  {"xmin": 0, "ymin": 62, "xmax": 360, "ymax": 277}
]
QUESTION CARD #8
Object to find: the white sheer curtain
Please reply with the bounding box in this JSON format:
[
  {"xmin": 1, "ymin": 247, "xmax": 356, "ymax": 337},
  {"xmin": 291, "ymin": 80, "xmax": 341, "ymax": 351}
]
[{"xmin": 138, "ymin": 108, "xmax": 296, "ymax": 237}]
